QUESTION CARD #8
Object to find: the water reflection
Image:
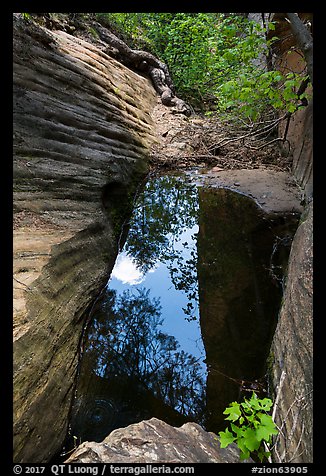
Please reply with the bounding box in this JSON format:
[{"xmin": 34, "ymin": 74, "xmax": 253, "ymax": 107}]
[
  {"xmin": 85, "ymin": 287, "xmax": 205, "ymax": 416},
  {"xmin": 111, "ymin": 253, "xmax": 147, "ymax": 285},
  {"xmin": 67, "ymin": 174, "xmax": 298, "ymax": 449},
  {"xmin": 68, "ymin": 176, "xmax": 206, "ymax": 446},
  {"xmin": 196, "ymin": 188, "xmax": 298, "ymax": 430},
  {"xmin": 124, "ymin": 175, "xmax": 199, "ymax": 274}
]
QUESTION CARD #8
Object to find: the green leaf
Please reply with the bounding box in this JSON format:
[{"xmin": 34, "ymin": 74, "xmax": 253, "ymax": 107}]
[
  {"xmin": 231, "ymin": 422, "xmax": 244, "ymax": 437},
  {"xmin": 239, "ymin": 448, "xmax": 251, "ymax": 460},
  {"xmin": 237, "ymin": 436, "xmax": 251, "ymax": 459},
  {"xmin": 242, "ymin": 428, "xmax": 261, "ymax": 452},
  {"xmin": 218, "ymin": 428, "xmax": 236, "ymax": 448},
  {"xmin": 246, "ymin": 392, "xmax": 261, "ymax": 410},
  {"xmin": 258, "ymin": 398, "xmax": 273, "ymax": 411},
  {"xmin": 223, "ymin": 402, "xmax": 242, "ymax": 421},
  {"xmin": 268, "ymin": 22, "xmax": 276, "ymax": 31},
  {"xmin": 272, "ymin": 99, "xmax": 284, "ymax": 109},
  {"xmin": 256, "ymin": 414, "xmax": 278, "ymax": 441},
  {"xmin": 247, "ymin": 393, "xmax": 273, "ymax": 412},
  {"xmin": 287, "ymin": 104, "xmax": 297, "ymax": 113},
  {"xmin": 273, "ymin": 73, "xmax": 283, "ymax": 82}
]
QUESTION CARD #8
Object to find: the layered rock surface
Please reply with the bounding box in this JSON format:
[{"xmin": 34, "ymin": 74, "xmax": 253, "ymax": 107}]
[
  {"xmin": 13, "ymin": 16, "xmax": 156, "ymax": 463},
  {"xmin": 64, "ymin": 417, "xmax": 252, "ymax": 463}
]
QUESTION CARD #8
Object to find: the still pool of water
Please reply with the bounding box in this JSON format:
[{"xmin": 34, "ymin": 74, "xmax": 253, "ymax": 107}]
[{"xmin": 65, "ymin": 173, "xmax": 299, "ymax": 449}]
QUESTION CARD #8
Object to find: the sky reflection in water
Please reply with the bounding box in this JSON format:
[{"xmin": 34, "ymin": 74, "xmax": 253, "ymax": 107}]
[
  {"xmin": 108, "ymin": 221, "xmax": 206, "ymax": 372},
  {"xmin": 78, "ymin": 175, "xmax": 209, "ymax": 428}
]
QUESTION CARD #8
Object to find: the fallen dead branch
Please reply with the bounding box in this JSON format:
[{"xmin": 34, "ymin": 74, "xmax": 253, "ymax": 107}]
[
  {"xmin": 209, "ymin": 112, "xmax": 291, "ymax": 153},
  {"xmin": 149, "ymin": 102, "xmax": 292, "ymax": 172}
]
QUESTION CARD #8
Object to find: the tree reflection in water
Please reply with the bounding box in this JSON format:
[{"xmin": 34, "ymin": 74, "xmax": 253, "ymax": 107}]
[
  {"xmin": 86, "ymin": 287, "xmax": 206, "ymax": 420},
  {"xmin": 124, "ymin": 175, "xmax": 200, "ymax": 321},
  {"xmin": 89, "ymin": 175, "xmax": 206, "ymax": 420},
  {"xmin": 69, "ymin": 175, "xmax": 207, "ymax": 446}
]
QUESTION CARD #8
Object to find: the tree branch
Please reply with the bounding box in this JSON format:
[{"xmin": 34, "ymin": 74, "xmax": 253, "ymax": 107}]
[{"xmin": 286, "ymin": 13, "xmax": 313, "ymax": 86}]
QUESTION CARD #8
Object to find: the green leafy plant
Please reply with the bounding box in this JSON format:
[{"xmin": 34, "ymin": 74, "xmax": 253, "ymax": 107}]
[
  {"xmin": 21, "ymin": 13, "xmax": 31, "ymax": 21},
  {"xmin": 218, "ymin": 392, "xmax": 278, "ymax": 461}
]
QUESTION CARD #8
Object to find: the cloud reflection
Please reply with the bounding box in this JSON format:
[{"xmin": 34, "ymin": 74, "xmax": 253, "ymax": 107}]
[{"xmin": 111, "ymin": 253, "xmax": 145, "ymax": 285}]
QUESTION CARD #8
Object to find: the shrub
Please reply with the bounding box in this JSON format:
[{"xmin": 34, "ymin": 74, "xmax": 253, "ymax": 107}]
[{"xmin": 218, "ymin": 392, "xmax": 278, "ymax": 461}]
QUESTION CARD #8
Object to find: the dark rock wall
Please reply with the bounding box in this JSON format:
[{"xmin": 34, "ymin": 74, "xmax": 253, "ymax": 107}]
[
  {"xmin": 13, "ymin": 16, "xmax": 156, "ymax": 463},
  {"xmin": 271, "ymin": 202, "xmax": 313, "ymax": 463},
  {"xmin": 269, "ymin": 13, "xmax": 313, "ymax": 463}
]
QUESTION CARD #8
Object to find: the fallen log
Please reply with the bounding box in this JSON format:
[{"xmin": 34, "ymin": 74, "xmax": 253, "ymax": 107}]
[{"xmin": 93, "ymin": 21, "xmax": 193, "ymax": 117}]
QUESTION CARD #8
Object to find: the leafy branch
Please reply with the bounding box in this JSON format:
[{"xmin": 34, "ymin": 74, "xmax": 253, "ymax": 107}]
[{"xmin": 217, "ymin": 392, "xmax": 278, "ymax": 462}]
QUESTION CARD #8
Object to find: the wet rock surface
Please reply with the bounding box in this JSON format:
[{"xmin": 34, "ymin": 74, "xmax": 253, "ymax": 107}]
[{"xmin": 65, "ymin": 417, "xmax": 252, "ymax": 463}]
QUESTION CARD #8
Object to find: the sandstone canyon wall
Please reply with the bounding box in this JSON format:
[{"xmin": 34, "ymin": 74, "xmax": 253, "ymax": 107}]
[
  {"xmin": 270, "ymin": 12, "xmax": 313, "ymax": 200},
  {"xmin": 13, "ymin": 16, "xmax": 157, "ymax": 463},
  {"xmin": 269, "ymin": 13, "xmax": 313, "ymax": 463},
  {"xmin": 271, "ymin": 202, "xmax": 313, "ymax": 463}
]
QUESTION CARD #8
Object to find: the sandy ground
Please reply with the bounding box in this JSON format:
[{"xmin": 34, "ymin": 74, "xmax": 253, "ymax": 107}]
[{"xmin": 185, "ymin": 168, "xmax": 303, "ymax": 215}]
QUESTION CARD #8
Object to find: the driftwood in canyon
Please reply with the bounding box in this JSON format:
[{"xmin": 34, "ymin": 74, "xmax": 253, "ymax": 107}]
[{"xmin": 92, "ymin": 21, "xmax": 193, "ymax": 117}]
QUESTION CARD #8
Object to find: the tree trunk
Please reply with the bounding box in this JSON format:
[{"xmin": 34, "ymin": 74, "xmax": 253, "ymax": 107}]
[
  {"xmin": 93, "ymin": 21, "xmax": 193, "ymax": 116},
  {"xmin": 286, "ymin": 13, "xmax": 313, "ymax": 86}
]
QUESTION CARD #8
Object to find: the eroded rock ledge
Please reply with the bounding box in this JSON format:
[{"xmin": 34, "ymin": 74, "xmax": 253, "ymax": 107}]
[
  {"xmin": 64, "ymin": 417, "xmax": 252, "ymax": 463},
  {"xmin": 13, "ymin": 16, "xmax": 156, "ymax": 463}
]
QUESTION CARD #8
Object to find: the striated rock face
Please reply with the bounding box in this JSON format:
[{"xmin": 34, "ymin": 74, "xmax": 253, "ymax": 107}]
[
  {"xmin": 289, "ymin": 100, "xmax": 313, "ymax": 200},
  {"xmin": 65, "ymin": 417, "xmax": 252, "ymax": 463},
  {"xmin": 271, "ymin": 201, "xmax": 313, "ymax": 462},
  {"xmin": 13, "ymin": 16, "xmax": 157, "ymax": 463}
]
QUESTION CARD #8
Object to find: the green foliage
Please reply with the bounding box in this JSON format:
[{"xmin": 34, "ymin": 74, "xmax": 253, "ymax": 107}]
[
  {"xmin": 218, "ymin": 392, "xmax": 278, "ymax": 461},
  {"xmin": 21, "ymin": 13, "xmax": 31, "ymax": 21},
  {"xmin": 96, "ymin": 13, "xmax": 311, "ymax": 118},
  {"xmin": 219, "ymin": 70, "xmax": 310, "ymax": 120},
  {"xmin": 96, "ymin": 13, "xmax": 153, "ymax": 49}
]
